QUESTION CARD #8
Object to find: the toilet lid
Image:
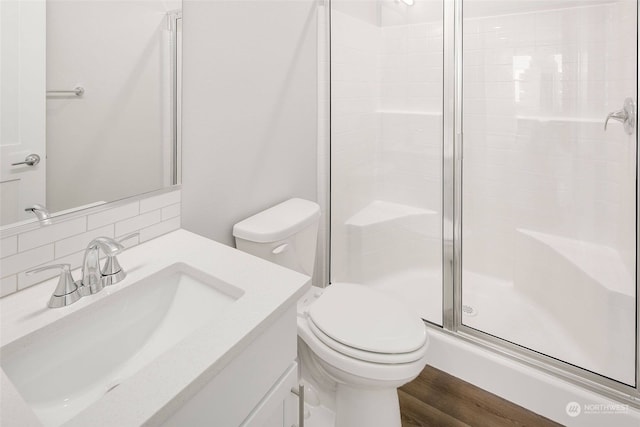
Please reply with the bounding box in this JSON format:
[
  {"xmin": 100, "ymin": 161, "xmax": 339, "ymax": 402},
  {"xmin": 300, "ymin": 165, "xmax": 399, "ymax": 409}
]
[{"xmin": 307, "ymin": 283, "xmax": 427, "ymax": 355}]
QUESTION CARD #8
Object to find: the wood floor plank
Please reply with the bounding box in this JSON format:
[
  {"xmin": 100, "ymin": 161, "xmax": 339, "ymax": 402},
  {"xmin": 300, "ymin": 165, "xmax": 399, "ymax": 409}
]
[
  {"xmin": 400, "ymin": 366, "xmax": 562, "ymax": 427},
  {"xmin": 399, "ymin": 389, "xmax": 471, "ymax": 427}
]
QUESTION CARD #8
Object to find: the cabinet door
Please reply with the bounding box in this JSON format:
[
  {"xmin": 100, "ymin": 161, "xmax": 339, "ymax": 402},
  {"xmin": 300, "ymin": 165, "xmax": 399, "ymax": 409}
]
[{"xmin": 242, "ymin": 362, "xmax": 299, "ymax": 427}]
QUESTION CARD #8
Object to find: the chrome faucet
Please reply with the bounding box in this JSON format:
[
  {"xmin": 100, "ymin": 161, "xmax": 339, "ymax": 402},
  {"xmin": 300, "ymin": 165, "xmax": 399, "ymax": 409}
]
[
  {"xmin": 604, "ymin": 97, "xmax": 636, "ymax": 135},
  {"xmin": 79, "ymin": 237, "xmax": 124, "ymax": 297},
  {"xmin": 25, "ymin": 204, "xmax": 52, "ymax": 225},
  {"xmin": 27, "ymin": 236, "xmax": 135, "ymax": 308}
]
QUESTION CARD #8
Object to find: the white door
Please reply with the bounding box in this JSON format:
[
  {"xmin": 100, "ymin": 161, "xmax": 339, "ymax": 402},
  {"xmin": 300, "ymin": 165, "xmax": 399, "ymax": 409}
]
[{"xmin": 0, "ymin": 0, "xmax": 46, "ymax": 226}]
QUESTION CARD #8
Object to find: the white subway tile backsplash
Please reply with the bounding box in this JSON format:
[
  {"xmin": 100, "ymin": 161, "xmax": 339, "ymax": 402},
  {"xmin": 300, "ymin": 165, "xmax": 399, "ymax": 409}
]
[
  {"xmin": 161, "ymin": 203, "xmax": 181, "ymax": 221},
  {"xmin": 139, "ymin": 217, "xmax": 181, "ymax": 243},
  {"xmin": 139, "ymin": 190, "xmax": 181, "ymax": 213},
  {"xmin": 1, "ymin": 236, "xmax": 18, "ymax": 258},
  {"xmin": 17, "ymin": 250, "xmax": 85, "ymax": 291},
  {"xmin": 115, "ymin": 210, "xmax": 161, "ymax": 237},
  {"xmin": 1, "ymin": 275, "xmax": 17, "ymax": 297},
  {"xmin": 0, "ymin": 189, "xmax": 180, "ymax": 299},
  {"xmin": 18, "ymin": 218, "xmax": 86, "ymax": 252},
  {"xmin": 120, "ymin": 234, "xmax": 140, "ymax": 249},
  {"xmin": 55, "ymin": 225, "xmax": 114, "ymax": 258},
  {"xmin": 1, "ymin": 245, "xmax": 54, "ymax": 278},
  {"xmin": 87, "ymin": 202, "xmax": 139, "ymax": 230}
]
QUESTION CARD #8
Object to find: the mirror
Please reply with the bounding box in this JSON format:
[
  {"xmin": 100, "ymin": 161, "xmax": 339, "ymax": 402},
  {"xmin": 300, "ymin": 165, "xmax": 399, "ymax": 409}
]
[{"xmin": 0, "ymin": 0, "xmax": 182, "ymax": 228}]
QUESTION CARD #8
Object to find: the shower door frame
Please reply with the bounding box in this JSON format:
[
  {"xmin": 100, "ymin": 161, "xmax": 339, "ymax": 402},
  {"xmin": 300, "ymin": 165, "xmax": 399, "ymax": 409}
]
[{"xmin": 440, "ymin": 0, "xmax": 640, "ymax": 408}]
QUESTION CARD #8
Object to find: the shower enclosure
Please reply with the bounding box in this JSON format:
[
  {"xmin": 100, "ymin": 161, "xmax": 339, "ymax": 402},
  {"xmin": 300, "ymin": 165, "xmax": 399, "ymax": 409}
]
[{"xmin": 327, "ymin": 0, "xmax": 638, "ymax": 406}]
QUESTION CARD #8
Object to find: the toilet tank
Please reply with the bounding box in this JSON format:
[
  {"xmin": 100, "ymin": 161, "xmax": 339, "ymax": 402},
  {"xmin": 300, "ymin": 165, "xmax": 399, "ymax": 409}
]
[{"xmin": 233, "ymin": 198, "xmax": 321, "ymax": 277}]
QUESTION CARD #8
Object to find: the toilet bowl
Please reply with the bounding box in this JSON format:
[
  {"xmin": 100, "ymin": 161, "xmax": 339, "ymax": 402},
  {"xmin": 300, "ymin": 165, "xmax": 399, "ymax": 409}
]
[
  {"xmin": 233, "ymin": 198, "xmax": 429, "ymax": 427},
  {"xmin": 297, "ymin": 283, "xmax": 428, "ymax": 426}
]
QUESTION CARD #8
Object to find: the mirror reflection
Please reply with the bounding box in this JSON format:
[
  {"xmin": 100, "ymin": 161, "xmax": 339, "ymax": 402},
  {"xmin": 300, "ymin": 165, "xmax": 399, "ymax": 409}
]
[{"xmin": 0, "ymin": 0, "xmax": 182, "ymax": 228}]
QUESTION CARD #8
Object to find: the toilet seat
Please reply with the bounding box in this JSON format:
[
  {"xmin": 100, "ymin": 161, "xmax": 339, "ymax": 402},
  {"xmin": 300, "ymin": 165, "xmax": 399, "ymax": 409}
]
[
  {"xmin": 297, "ymin": 315, "xmax": 429, "ymax": 384},
  {"xmin": 306, "ymin": 315, "xmax": 427, "ymax": 364},
  {"xmin": 304, "ymin": 283, "xmax": 428, "ymax": 363}
]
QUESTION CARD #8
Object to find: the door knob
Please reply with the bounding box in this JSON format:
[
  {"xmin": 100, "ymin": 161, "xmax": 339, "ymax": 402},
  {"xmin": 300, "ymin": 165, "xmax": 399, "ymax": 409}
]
[{"xmin": 11, "ymin": 154, "xmax": 41, "ymax": 166}]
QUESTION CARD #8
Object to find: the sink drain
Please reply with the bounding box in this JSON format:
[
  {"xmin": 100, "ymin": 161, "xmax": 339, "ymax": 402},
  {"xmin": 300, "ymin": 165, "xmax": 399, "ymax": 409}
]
[{"xmin": 462, "ymin": 304, "xmax": 477, "ymax": 317}]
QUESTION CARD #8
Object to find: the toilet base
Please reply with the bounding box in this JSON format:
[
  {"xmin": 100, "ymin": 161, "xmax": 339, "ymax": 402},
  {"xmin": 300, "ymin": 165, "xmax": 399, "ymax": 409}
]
[
  {"xmin": 336, "ymin": 384, "xmax": 400, "ymax": 427},
  {"xmin": 297, "ymin": 323, "xmax": 425, "ymax": 427},
  {"xmin": 302, "ymin": 385, "xmax": 402, "ymax": 427},
  {"xmin": 304, "ymin": 403, "xmax": 335, "ymax": 427},
  {"xmin": 335, "ymin": 384, "xmax": 400, "ymax": 427}
]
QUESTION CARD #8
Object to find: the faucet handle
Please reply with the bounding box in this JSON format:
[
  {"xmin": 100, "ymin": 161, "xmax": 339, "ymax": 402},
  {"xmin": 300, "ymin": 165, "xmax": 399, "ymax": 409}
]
[
  {"xmin": 101, "ymin": 233, "xmax": 139, "ymax": 286},
  {"xmin": 27, "ymin": 264, "xmax": 81, "ymax": 308},
  {"xmin": 117, "ymin": 233, "xmax": 140, "ymax": 245}
]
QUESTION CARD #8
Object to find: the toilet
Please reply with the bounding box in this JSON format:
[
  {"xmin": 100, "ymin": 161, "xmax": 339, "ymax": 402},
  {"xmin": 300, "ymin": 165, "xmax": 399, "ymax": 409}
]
[{"xmin": 233, "ymin": 198, "xmax": 429, "ymax": 427}]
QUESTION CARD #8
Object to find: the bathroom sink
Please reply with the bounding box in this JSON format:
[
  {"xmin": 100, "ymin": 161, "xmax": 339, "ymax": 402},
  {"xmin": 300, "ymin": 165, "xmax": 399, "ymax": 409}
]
[
  {"xmin": 0, "ymin": 262, "xmax": 244, "ymax": 427},
  {"xmin": 1, "ymin": 230, "xmax": 310, "ymax": 426}
]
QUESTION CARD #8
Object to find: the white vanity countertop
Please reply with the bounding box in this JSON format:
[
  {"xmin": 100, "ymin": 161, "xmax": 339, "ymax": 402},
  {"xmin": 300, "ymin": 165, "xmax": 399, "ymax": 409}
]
[{"xmin": 0, "ymin": 229, "xmax": 311, "ymax": 426}]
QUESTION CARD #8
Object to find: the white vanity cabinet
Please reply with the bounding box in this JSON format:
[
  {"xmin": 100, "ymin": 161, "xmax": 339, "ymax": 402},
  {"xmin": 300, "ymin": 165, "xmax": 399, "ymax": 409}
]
[{"xmin": 160, "ymin": 306, "xmax": 300, "ymax": 427}]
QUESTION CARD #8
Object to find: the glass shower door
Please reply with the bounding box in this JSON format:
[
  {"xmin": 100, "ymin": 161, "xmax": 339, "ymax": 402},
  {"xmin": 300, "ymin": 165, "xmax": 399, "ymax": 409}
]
[
  {"xmin": 461, "ymin": 0, "xmax": 637, "ymax": 385},
  {"xmin": 330, "ymin": 0, "xmax": 444, "ymax": 325}
]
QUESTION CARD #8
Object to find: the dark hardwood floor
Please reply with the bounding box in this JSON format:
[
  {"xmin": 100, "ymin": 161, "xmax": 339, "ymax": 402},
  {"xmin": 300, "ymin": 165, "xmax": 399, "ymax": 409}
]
[{"xmin": 399, "ymin": 366, "xmax": 563, "ymax": 427}]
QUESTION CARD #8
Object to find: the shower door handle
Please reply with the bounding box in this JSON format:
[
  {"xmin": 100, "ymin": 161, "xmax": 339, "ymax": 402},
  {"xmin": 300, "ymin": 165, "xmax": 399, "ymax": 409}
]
[{"xmin": 604, "ymin": 98, "xmax": 636, "ymax": 135}]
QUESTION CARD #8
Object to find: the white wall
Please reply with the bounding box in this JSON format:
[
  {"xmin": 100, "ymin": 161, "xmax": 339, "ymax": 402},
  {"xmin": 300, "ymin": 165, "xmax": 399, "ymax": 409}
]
[
  {"xmin": 46, "ymin": 0, "xmax": 179, "ymax": 213},
  {"xmin": 181, "ymin": 0, "xmax": 318, "ymax": 247}
]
